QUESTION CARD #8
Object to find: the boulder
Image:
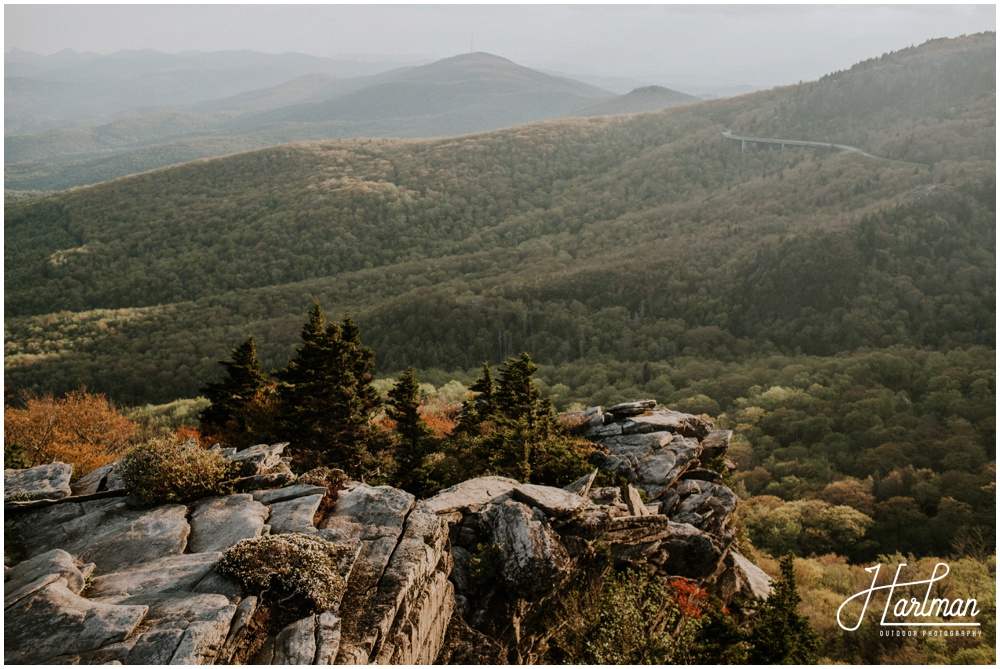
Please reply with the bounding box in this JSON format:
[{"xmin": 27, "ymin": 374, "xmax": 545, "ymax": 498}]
[
  {"xmin": 512, "ymin": 483, "xmax": 587, "ymax": 518},
  {"xmin": 424, "ymin": 476, "xmax": 520, "ymax": 515},
  {"xmin": 672, "ymin": 479, "xmax": 738, "ymax": 534},
  {"xmin": 700, "ymin": 430, "xmax": 733, "ymax": 461},
  {"xmin": 70, "ymin": 462, "xmax": 117, "ymax": 496},
  {"xmin": 481, "ymin": 499, "xmax": 570, "ymax": 598},
  {"xmin": 592, "ymin": 434, "xmax": 701, "ymax": 497},
  {"xmin": 655, "ymin": 522, "xmax": 728, "ymax": 581},
  {"xmin": 5, "ymin": 462, "xmax": 73, "ymax": 501},
  {"xmin": 188, "ymin": 494, "xmax": 269, "ymax": 553},
  {"xmin": 4, "ymin": 578, "xmax": 147, "ymax": 664},
  {"xmin": 718, "ymin": 551, "xmax": 772, "ymax": 603},
  {"xmin": 227, "ymin": 443, "xmax": 288, "ymax": 477},
  {"xmin": 4, "ymin": 548, "xmax": 93, "ymax": 600}
]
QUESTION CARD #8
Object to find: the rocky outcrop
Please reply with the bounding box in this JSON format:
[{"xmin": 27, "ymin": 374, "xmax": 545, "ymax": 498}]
[
  {"xmin": 4, "ymin": 402, "xmax": 767, "ymax": 664},
  {"xmin": 5, "ymin": 461, "xmax": 73, "ymax": 500}
]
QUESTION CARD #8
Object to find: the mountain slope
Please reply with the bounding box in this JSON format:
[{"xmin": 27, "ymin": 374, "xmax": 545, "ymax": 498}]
[{"xmin": 4, "ymin": 34, "xmax": 995, "ymax": 404}]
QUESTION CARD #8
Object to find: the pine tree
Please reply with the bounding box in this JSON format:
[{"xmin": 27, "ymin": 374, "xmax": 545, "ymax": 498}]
[
  {"xmin": 747, "ymin": 554, "xmax": 821, "ymax": 664},
  {"xmin": 457, "ymin": 361, "xmax": 496, "ymax": 432},
  {"xmin": 199, "ymin": 332, "xmax": 272, "ymax": 447},
  {"xmin": 387, "ymin": 367, "xmax": 435, "ymax": 492},
  {"xmin": 275, "ymin": 302, "xmax": 382, "ymax": 475}
]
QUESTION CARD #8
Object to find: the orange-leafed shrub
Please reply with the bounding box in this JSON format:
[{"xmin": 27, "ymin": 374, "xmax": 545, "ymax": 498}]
[
  {"xmin": 4, "ymin": 388, "xmax": 138, "ymax": 477},
  {"xmin": 668, "ymin": 578, "xmax": 707, "ymax": 618},
  {"xmin": 419, "ymin": 406, "xmax": 458, "ymax": 439}
]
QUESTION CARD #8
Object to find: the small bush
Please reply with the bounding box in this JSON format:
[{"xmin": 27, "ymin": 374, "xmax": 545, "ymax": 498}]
[
  {"xmin": 218, "ymin": 533, "xmax": 351, "ymax": 615},
  {"xmin": 118, "ymin": 439, "xmax": 238, "ymax": 505}
]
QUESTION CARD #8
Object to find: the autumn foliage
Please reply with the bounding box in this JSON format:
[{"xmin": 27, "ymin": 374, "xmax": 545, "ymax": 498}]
[{"xmin": 4, "ymin": 388, "xmax": 137, "ymax": 477}]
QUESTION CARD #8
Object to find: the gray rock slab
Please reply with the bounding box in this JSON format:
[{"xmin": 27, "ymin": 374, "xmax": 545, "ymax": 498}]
[
  {"xmin": 322, "ymin": 484, "xmax": 415, "ymax": 611},
  {"xmin": 217, "ymin": 596, "xmax": 258, "ymax": 664},
  {"xmin": 657, "ymin": 521, "xmax": 727, "ymax": 580},
  {"xmin": 273, "ymin": 616, "xmax": 317, "ymax": 664},
  {"xmin": 315, "ymin": 612, "xmax": 342, "ymax": 665},
  {"xmin": 481, "ymin": 499, "xmax": 569, "ymax": 598},
  {"xmin": 117, "ymin": 592, "xmax": 237, "ymax": 665},
  {"xmin": 233, "ymin": 470, "xmax": 296, "ymax": 491},
  {"xmin": 227, "ymin": 442, "xmax": 287, "ymax": 476},
  {"xmin": 619, "ymin": 409, "xmax": 713, "ymax": 439},
  {"xmin": 378, "ymin": 569, "xmax": 454, "ymax": 664},
  {"xmin": 338, "ymin": 501, "xmax": 451, "ymax": 664},
  {"xmin": 424, "ymin": 476, "xmax": 520, "ymax": 515},
  {"xmin": 86, "ymin": 552, "xmax": 221, "ymax": 600},
  {"xmin": 513, "ymin": 483, "xmax": 587, "ymax": 518},
  {"xmin": 563, "ymin": 468, "xmax": 598, "ymax": 497},
  {"xmin": 634, "ymin": 438, "xmax": 703, "ymax": 493},
  {"xmin": 732, "ymin": 551, "xmax": 772, "ymax": 600},
  {"xmin": 717, "ymin": 550, "xmax": 772, "ymax": 603},
  {"xmin": 251, "ymin": 484, "xmax": 328, "ymax": 505},
  {"xmin": 585, "ymin": 421, "xmax": 623, "ymax": 439},
  {"xmin": 601, "ymin": 431, "xmax": 675, "ymax": 454},
  {"xmin": 606, "ymin": 399, "xmax": 658, "ymax": 417},
  {"xmin": 70, "ymin": 463, "xmax": 115, "ymax": 496},
  {"xmin": 267, "ymin": 493, "xmax": 324, "ymax": 535},
  {"xmin": 675, "ymin": 481, "xmax": 738, "ymax": 534},
  {"xmin": 5, "ymin": 462, "xmax": 73, "ymax": 500},
  {"xmin": 188, "ymin": 494, "xmax": 268, "ymax": 553},
  {"xmin": 4, "ymin": 578, "xmax": 147, "ymax": 664},
  {"xmin": 701, "ymin": 430, "xmax": 733, "ymax": 460},
  {"xmin": 623, "ymin": 485, "xmax": 651, "ymax": 517},
  {"xmin": 4, "ymin": 548, "xmax": 90, "ymax": 599},
  {"xmin": 7, "ymin": 499, "xmax": 190, "ymax": 575}
]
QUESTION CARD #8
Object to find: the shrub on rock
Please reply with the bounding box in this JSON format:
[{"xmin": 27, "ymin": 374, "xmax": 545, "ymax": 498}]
[
  {"xmin": 218, "ymin": 533, "xmax": 350, "ymax": 615},
  {"xmin": 118, "ymin": 439, "xmax": 238, "ymax": 505}
]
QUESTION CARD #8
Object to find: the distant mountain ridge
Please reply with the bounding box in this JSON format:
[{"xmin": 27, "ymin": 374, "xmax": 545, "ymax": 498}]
[{"xmin": 6, "ymin": 50, "xmax": 706, "ymax": 194}]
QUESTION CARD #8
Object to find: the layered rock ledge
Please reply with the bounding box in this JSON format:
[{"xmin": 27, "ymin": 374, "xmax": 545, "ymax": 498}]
[{"xmin": 4, "ymin": 402, "xmax": 769, "ymax": 664}]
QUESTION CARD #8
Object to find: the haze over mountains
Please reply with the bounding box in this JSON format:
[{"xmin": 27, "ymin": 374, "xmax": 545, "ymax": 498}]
[{"xmin": 5, "ymin": 50, "xmax": 700, "ymax": 194}]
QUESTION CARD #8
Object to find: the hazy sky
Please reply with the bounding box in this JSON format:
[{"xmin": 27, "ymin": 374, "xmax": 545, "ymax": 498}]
[{"xmin": 5, "ymin": 4, "xmax": 996, "ymax": 87}]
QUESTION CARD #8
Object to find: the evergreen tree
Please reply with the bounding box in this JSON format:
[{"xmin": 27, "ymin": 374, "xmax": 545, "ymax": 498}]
[
  {"xmin": 453, "ymin": 352, "xmax": 587, "ymax": 484},
  {"xmin": 275, "ymin": 302, "xmax": 382, "ymax": 475},
  {"xmin": 387, "ymin": 366, "xmax": 435, "ymax": 492},
  {"xmin": 199, "ymin": 332, "xmax": 272, "ymax": 447},
  {"xmin": 457, "ymin": 361, "xmax": 496, "ymax": 432},
  {"xmin": 747, "ymin": 554, "xmax": 821, "ymax": 664}
]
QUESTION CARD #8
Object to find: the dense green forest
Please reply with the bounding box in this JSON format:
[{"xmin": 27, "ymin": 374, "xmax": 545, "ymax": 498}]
[{"xmin": 4, "ymin": 34, "xmax": 996, "ymax": 565}]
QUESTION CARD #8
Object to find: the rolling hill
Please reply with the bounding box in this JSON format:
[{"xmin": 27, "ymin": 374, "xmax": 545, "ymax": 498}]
[
  {"xmin": 4, "ymin": 33, "xmax": 995, "ymax": 406},
  {"xmin": 575, "ymin": 85, "xmax": 701, "ymax": 116}
]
